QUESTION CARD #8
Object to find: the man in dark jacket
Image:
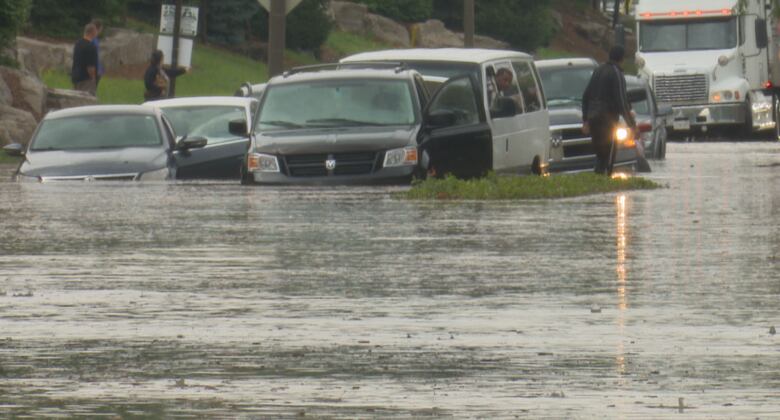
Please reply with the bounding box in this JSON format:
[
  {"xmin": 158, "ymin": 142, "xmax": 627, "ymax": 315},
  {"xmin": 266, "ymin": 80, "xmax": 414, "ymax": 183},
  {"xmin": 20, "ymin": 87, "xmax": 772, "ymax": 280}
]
[
  {"xmin": 582, "ymin": 45, "xmax": 635, "ymax": 174},
  {"xmin": 71, "ymin": 23, "xmax": 99, "ymax": 95}
]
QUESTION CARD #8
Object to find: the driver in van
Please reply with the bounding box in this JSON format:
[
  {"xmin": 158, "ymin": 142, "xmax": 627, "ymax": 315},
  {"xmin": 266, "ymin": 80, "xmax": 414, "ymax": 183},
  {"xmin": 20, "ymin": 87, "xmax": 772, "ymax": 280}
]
[{"xmin": 491, "ymin": 67, "xmax": 524, "ymax": 113}]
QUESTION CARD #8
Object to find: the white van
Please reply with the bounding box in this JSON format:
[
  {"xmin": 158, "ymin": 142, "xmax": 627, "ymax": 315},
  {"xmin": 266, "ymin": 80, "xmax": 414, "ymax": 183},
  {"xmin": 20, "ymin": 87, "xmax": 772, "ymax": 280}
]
[{"xmin": 342, "ymin": 49, "xmax": 550, "ymax": 175}]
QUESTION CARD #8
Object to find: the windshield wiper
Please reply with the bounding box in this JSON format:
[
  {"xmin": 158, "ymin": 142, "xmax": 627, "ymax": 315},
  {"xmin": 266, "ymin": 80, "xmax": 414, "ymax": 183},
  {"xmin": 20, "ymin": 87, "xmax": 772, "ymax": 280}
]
[
  {"xmin": 258, "ymin": 120, "xmax": 304, "ymax": 128},
  {"xmin": 306, "ymin": 118, "xmax": 387, "ymax": 127}
]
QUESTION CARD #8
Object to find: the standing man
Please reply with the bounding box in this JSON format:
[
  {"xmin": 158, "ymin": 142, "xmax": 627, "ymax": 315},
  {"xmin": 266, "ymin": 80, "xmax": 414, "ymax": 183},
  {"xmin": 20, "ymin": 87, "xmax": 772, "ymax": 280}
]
[
  {"xmin": 90, "ymin": 19, "xmax": 105, "ymax": 88},
  {"xmin": 71, "ymin": 23, "xmax": 99, "ymax": 96},
  {"xmin": 581, "ymin": 45, "xmax": 635, "ymax": 174}
]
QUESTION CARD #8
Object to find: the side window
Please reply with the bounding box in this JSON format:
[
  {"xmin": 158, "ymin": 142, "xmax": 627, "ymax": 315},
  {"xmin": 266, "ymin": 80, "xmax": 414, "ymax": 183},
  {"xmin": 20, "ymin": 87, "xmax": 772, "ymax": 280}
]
[
  {"xmin": 487, "ymin": 62, "xmax": 524, "ymax": 117},
  {"xmin": 428, "ymin": 77, "xmax": 480, "ymax": 126},
  {"xmin": 512, "ymin": 61, "xmax": 543, "ymax": 113}
]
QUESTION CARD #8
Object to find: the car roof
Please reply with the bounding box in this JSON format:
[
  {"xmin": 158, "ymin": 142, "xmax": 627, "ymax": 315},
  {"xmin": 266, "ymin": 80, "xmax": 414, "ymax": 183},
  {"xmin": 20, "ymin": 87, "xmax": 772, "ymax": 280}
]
[
  {"xmin": 342, "ymin": 48, "xmax": 532, "ymax": 64},
  {"xmin": 145, "ymin": 96, "xmax": 256, "ymax": 108},
  {"xmin": 267, "ymin": 67, "xmax": 417, "ymax": 85},
  {"xmin": 45, "ymin": 105, "xmax": 159, "ymax": 120},
  {"xmin": 535, "ymin": 57, "xmax": 598, "ymax": 69}
]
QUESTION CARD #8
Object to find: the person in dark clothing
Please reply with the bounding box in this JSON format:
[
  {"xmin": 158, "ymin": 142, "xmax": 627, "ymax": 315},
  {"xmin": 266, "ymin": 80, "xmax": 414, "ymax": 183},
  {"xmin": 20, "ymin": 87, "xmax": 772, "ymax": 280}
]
[
  {"xmin": 71, "ymin": 23, "xmax": 99, "ymax": 95},
  {"xmin": 143, "ymin": 50, "xmax": 186, "ymax": 101},
  {"xmin": 581, "ymin": 45, "xmax": 635, "ymax": 174}
]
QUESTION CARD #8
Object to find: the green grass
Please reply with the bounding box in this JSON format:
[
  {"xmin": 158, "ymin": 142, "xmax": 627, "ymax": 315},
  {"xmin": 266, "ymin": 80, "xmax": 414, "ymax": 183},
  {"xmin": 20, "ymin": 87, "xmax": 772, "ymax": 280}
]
[{"xmin": 403, "ymin": 173, "xmax": 662, "ymax": 200}]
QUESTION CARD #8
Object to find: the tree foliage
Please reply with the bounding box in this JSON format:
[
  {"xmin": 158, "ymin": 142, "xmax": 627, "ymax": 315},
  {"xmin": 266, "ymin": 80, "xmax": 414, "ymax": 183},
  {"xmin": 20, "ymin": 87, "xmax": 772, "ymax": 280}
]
[
  {"xmin": 249, "ymin": 0, "xmax": 332, "ymax": 52},
  {"xmin": 28, "ymin": 0, "xmax": 126, "ymax": 38},
  {"xmin": 0, "ymin": 0, "xmax": 31, "ymax": 57}
]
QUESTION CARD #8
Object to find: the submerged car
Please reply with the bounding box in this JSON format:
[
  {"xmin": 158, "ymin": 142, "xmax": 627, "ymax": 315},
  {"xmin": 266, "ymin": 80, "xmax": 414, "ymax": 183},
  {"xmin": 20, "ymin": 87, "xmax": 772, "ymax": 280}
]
[
  {"xmin": 148, "ymin": 96, "xmax": 259, "ymax": 179},
  {"xmin": 3, "ymin": 105, "xmax": 207, "ymax": 182},
  {"xmin": 537, "ymin": 57, "xmax": 639, "ymax": 173},
  {"xmin": 627, "ymin": 76, "xmax": 671, "ymax": 160},
  {"xmin": 343, "ymin": 48, "xmax": 551, "ymax": 176},
  {"xmin": 232, "ymin": 63, "xmax": 503, "ymax": 184}
]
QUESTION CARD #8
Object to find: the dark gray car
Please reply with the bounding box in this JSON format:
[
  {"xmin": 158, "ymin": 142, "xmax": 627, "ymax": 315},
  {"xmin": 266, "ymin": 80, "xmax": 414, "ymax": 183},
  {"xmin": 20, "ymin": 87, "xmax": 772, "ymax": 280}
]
[{"xmin": 3, "ymin": 105, "xmax": 207, "ymax": 182}]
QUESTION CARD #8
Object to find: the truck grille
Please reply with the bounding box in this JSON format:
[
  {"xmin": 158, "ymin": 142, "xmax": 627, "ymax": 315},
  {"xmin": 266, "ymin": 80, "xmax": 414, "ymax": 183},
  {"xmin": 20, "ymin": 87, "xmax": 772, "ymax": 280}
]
[
  {"xmin": 654, "ymin": 74, "xmax": 708, "ymax": 104},
  {"xmin": 284, "ymin": 152, "xmax": 379, "ymax": 177}
]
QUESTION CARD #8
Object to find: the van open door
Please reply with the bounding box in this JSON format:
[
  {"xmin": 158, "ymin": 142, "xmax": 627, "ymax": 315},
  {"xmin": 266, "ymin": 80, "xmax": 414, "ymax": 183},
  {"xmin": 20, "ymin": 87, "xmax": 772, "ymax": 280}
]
[{"xmin": 420, "ymin": 75, "xmax": 492, "ymax": 179}]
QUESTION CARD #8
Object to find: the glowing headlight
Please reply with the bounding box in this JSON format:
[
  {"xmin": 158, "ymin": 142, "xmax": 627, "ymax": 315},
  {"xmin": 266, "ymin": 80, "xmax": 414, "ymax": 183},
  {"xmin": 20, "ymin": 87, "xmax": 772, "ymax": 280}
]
[
  {"xmin": 138, "ymin": 167, "xmax": 170, "ymax": 181},
  {"xmin": 383, "ymin": 147, "xmax": 418, "ymax": 168},
  {"xmin": 247, "ymin": 153, "xmax": 279, "ymax": 173},
  {"xmin": 615, "ymin": 127, "xmax": 629, "ymax": 142}
]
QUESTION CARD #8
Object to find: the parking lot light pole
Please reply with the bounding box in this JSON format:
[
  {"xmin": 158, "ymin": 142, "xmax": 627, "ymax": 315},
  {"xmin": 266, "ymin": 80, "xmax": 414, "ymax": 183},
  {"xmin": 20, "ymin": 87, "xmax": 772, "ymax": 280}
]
[
  {"xmin": 268, "ymin": 0, "xmax": 286, "ymax": 77},
  {"xmin": 464, "ymin": 0, "xmax": 475, "ymax": 47}
]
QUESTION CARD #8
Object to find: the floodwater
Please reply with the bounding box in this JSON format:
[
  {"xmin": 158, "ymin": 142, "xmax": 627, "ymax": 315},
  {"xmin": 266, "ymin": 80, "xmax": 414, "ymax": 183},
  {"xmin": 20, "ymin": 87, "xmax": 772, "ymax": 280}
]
[{"xmin": 0, "ymin": 142, "xmax": 779, "ymax": 419}]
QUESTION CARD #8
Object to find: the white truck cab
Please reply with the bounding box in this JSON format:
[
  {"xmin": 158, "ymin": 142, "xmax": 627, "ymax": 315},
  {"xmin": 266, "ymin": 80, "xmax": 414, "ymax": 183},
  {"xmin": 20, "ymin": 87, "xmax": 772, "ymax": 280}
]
[{"xmin": 635, "ymin": 0, "xmax": 778, "ymax": 138}]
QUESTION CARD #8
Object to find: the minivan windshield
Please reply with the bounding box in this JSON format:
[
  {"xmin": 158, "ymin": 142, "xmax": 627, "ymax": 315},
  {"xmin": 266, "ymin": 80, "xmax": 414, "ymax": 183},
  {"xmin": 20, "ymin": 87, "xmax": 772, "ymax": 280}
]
[
  {"xmin": 639, "ymin": 18, "xmax": 737, "ymax": 52},
  {"xmin": 256, "ymin": 79, "xmax": 417, "ymax": 131},
  {"xmin": 31, "ymin": 114, "xmax": 162, "ymax": 151},
  {"xmin": 538, "ymin": 66, "xmax": 595, "ymax": 108}
]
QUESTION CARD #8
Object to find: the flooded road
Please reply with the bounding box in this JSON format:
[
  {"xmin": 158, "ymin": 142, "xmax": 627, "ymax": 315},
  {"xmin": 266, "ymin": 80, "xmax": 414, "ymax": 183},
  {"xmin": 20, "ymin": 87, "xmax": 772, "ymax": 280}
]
[{"xmin": 1, "ymin": 142, "xmax": 779, "ymax": 418}]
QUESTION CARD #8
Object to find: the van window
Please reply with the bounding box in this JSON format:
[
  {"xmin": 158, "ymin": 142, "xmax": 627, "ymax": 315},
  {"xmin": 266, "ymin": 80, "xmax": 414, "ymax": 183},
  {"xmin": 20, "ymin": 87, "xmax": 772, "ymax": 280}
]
[
  {"xmin": 512, "ymin": 61, "xmax": 543, "ymax": 112},
  {"xmin": 428, "ymin": 77, "xmax": 480, "ymax": 126},
  {"xmin": 487, "ymin": 62, "xmax": 525, "ymax": 117}
]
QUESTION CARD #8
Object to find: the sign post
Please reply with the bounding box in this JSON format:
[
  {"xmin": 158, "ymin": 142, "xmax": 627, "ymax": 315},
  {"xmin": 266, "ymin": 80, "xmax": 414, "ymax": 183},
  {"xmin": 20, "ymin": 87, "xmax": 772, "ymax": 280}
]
[
  {"xmin": 170, "ymin": 0, "xmax": 183, "ymax": 97},
  {"xmin": 464, "ymin": 0, "xmax": 475, "ymax": 48},
  {"xmin": 256, "ymin": 0, "xmax": 304, "ymax": 77},
  {"xmin": 158, "ymin": 2, "xmax": 199, "ymax": 97}
]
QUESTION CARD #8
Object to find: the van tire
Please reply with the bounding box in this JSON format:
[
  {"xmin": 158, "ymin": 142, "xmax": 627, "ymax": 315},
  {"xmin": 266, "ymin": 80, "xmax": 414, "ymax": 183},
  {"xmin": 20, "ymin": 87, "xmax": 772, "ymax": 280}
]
[{"xmin": 531, "ymin": 157, "xmax": 542, "ymax": 176}]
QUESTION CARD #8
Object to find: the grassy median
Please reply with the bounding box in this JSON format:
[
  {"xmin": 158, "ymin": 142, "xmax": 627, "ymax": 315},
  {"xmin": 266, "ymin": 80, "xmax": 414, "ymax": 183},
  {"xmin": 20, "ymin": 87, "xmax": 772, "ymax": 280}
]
[{"xmin": 403, "ymin": 173, "xmax": 663, "ymax": 200}]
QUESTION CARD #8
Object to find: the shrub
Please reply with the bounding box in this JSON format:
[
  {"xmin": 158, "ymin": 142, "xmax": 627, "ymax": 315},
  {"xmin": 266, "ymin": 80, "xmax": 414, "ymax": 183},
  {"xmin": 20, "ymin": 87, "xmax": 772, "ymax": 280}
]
[
  {"xmin": 353, "ymin": 0, "xmax": 433, "ymax": 23},
  {"xmin": 28, "ymin": 0, "xmax": 126, "ymax": 38},
  {"xmin": 0, "ymin": 0, "xmax": 31, "ymax": 55},
  {"xmin": 250, "ymin": 0, "xmax": 332, "ymax": 52}
]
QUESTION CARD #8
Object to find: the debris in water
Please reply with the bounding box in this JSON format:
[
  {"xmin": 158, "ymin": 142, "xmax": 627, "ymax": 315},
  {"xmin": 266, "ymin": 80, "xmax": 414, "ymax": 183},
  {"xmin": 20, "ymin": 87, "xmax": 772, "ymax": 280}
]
[
  {"xmin": 590, "ymin": 304, "xmax": 602, "ymax": 313},
  {"xmin": 770, "ymin": 326, "xmax": 776, "ymax": 335},
  {"xmin": 678, "ymin": 397, "xmax": 684, "ymax": 413}
]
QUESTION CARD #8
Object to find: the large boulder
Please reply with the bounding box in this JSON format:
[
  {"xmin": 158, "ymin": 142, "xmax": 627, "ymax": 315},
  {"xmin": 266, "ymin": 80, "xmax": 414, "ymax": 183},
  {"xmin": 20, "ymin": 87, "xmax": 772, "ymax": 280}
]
[
  {"xmin": 15, "ymin": 37, "xmax": 72, "ymax": 76},
  {"xmin": 100, "ymin": 29, "xmax": 155, "ymax": 73},
  {"xmin": 0, "ymin": 75, "xmax": 11, "ymax": 107},
  {"xmin": 0, "ymin": 105, "xmax": 37, "ymax": 146},
  {"xmin": 414, "ymin": 20, "xmax": 463, "ymax": 48},
  {"xmin": 472, "ymin": 35, "xmax": 510, "ymax": 50},
  {"xmin": 46, "ymin": 88, "xmax": 98, "ymax": 112},
  {"xmin": 364, "ymin": 14, "xmax": 410, "ymax": 47},
  {"xmin": 0, "ymin": 67, "xmax": 47, "ymax": 120},
  {"xmin": 330, "ymin": 1, "xmax": 370, "ymax": 33}
]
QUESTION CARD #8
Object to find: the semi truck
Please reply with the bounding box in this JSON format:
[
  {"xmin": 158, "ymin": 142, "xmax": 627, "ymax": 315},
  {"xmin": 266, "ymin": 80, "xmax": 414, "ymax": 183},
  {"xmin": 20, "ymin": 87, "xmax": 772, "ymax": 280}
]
[{"xmin": 635, "ymin": 0, "xmax": 780, "ymax": 139}]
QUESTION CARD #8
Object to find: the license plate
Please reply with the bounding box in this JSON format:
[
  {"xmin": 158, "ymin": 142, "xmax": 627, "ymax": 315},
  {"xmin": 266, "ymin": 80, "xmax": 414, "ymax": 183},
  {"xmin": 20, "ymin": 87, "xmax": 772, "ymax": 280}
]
[{"xmin": 673, "ymin": 119, "xmax": 690, "ymax": 131}]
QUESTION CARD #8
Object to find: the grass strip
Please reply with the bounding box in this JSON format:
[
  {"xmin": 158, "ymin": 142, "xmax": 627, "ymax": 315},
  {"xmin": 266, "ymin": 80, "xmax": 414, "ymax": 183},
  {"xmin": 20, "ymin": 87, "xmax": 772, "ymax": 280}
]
[{"xmin": 403, "ymin": 173, "xmax": 663, "ymax": 200}]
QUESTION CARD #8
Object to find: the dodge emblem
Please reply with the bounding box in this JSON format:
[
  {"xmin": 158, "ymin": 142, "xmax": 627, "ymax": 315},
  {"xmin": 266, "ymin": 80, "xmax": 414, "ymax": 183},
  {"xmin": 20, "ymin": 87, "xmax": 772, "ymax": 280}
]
[{"xmin": 325, "ymin": 159, "xmax": 337, "ymax": 170}]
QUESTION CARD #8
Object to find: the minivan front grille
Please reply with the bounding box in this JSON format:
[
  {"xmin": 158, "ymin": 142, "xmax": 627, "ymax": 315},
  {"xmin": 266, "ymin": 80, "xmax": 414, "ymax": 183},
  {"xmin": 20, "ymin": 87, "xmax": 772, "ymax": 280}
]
[
  {"xmin": 284, "ymin": 152, "xmax": 379, "ymax": 177},
  {"xmin": 654, "ymin": 73, "xmax": 708, "ymax": 104}
]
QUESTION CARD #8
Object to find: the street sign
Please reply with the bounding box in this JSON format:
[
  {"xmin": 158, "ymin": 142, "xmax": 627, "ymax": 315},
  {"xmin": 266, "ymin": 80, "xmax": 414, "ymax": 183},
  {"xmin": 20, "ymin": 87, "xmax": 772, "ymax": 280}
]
[
  {"xmin": 157, "ymin": 35, "xmax": 193, "ymax": 69},
  {"xmin": 160, "ymin": 5, "xmax": 199, "ymax": 37},
  {"xmin": 256, "ymin": 0, "xmax": 304, "ymax": 14}
]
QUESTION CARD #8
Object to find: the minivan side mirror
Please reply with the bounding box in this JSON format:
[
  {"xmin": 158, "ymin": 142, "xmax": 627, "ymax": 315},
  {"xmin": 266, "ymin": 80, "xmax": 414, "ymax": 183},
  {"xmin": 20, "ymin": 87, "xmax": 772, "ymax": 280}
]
[
  {"xmin": 229, "ymin": 119, "xmax": 248, "ymax": 136},
  {"xmin": 426, "ymin": 109, "xmax": 457, "ymax": 128},
  {"xmin": 177, "ymin": 136, "xmax": 208, "ymax": 150},
  {"xmin": 490, "ymin": 97, "xmax": 517, "ymax": 119},
  {"xmin": 3, "ymin": 143, "xmax": 24, "ymax": 157}
]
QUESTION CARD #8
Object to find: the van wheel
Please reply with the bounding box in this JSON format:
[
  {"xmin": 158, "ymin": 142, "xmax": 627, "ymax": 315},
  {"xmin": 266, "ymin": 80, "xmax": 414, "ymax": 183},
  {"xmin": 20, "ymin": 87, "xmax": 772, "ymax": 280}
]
[{"xmin": 531, "ymin": 157, "xmax": 542, "ymax": 176}]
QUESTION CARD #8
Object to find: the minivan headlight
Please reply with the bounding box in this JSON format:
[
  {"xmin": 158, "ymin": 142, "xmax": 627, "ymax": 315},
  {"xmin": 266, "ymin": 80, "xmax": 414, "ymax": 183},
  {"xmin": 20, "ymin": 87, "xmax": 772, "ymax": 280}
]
[
  {"xmin": 247, "ymin": 153, "xmax": 280, "ymax": 172},
  {"xmin": 383, "ymin": 147, "xmax": 418, "ymax": 168}
]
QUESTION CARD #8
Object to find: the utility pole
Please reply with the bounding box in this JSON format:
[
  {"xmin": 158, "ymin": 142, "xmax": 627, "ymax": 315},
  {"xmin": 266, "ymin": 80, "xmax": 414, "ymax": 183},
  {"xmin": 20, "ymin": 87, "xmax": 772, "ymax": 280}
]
[
  {"xmin": 464, "ymin": 0, "xmax": 475, "ymax": 48},
  {"xmin": 268, "ymin": 0, "xmax": 286, "ymax": 77},
  {"xmin": 169, "ymin": 0, "xmax": 183, "ymax": 97}
]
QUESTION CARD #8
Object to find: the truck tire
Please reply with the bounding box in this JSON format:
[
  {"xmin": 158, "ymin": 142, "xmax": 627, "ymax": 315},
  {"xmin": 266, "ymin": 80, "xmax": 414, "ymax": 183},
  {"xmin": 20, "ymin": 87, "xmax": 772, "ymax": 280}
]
[{"xmin": 742, "ymin": 100, "xmax": 754, "ymax": 139}]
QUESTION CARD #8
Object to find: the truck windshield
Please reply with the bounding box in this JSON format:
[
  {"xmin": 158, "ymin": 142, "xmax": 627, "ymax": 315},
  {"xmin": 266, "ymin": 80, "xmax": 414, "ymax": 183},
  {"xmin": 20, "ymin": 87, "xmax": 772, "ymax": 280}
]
[
  {"xmin": 538, "ymin": 66, "xmax": 595, "ymax": 109},
  {"xmin": 639, "ymin": 18, "xmax": 737, "ymax": 52}
]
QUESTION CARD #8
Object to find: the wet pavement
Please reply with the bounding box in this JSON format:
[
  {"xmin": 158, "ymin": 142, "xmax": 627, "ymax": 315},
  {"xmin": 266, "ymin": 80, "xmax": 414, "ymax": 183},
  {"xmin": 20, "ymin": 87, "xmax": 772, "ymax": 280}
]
[{"xmin": 0, "ymin": 142, "xmax": 779, "ymax": 419}]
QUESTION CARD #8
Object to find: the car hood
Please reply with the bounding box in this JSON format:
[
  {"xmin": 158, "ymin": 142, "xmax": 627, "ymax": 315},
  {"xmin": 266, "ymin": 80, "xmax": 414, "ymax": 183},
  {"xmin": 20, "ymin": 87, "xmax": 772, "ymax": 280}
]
[
  {"xmin": 254, "ymin": 126, "xmax": 418, "ymax": 155},
  {"xmin": 19, "ymin": 147, "xmax": 169, "ymax": 178},
  {"xmin": 548, "ymin": 107, "xmax": 583, "ymax": 127}
]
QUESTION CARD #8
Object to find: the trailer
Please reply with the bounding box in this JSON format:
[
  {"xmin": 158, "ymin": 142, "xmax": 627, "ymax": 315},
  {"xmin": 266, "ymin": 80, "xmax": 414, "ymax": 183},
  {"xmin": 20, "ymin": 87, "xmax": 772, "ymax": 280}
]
[{"xmin": 635, "ymin": 0, "xmax": 780, "ymax": 139}]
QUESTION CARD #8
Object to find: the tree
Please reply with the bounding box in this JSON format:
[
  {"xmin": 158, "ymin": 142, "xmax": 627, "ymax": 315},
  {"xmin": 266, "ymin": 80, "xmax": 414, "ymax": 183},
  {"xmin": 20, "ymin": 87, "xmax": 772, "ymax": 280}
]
[{"xmin": 0, "ymin": 0, "xmax": 31, "ymax": 63}]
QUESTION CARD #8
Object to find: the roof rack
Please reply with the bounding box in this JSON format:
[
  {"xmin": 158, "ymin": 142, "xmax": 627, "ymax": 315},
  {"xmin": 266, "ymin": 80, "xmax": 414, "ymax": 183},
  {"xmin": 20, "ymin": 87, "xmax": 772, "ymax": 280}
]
[{"xmin": 282, "ymin": 61, "xmax": 409, "ymax": 77}]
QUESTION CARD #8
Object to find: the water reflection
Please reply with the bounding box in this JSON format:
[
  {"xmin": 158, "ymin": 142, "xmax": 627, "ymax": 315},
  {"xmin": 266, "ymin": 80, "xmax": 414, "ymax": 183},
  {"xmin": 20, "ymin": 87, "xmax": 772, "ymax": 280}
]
[{"xmin": 615, "ymin": 193, "xmax": 628, "ymax": 377}]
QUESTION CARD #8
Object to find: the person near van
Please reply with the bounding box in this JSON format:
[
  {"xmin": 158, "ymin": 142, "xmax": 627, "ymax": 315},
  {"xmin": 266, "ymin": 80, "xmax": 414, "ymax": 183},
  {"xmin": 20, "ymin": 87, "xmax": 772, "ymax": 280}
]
[
  {"xmin": 491, "ymin": 67, "xmax": 524, "ymax": 113},
  {"xmin": 90, "ymin": 19, "xmax": 105, "ymax": 88},
  {"xmin": 581, "ymin": 45, "xmax": 635, "ymax": 174},
  {"xmin": 143, "ymin": 50, "xmax": 186, "ymax": 101},
  {"xmin": 71, "ymin": 23, "xmax": 99, "ymax": 95}
]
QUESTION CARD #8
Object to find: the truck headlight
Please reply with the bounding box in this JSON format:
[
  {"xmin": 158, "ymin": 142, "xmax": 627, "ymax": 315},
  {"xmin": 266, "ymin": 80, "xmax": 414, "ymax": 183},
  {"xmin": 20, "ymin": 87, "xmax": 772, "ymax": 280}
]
[
  {"xmin": 247, "ymin": 153, "xmax": 279, "ymax": 173},
  {"xmin": 383, "ymin": 147, "xmax": 418, "ymax": 168}
]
